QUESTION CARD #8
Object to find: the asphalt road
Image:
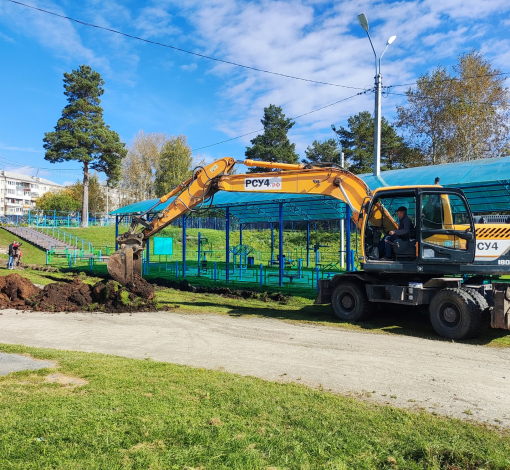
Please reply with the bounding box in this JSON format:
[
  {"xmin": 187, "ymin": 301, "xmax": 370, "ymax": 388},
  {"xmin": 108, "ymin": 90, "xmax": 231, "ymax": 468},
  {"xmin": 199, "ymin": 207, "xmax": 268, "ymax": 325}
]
[
  {"xmin": 0, "ymin": 309, "xmax": 509, "ymax": 426},
  {"xmin": 0, "ymin": 351, "xmax": 54, "ymax": 375}
]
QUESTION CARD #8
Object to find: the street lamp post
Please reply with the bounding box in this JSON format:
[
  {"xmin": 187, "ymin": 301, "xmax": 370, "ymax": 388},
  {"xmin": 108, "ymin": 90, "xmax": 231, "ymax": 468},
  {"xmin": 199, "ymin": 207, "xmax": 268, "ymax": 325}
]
[
  {"xmin": 357, "ymin": 13, "xmax": 396, "ymax": 177},
  {"xmin": 331, "ymin": 123, "xmax": 346, "ymax": 268}
]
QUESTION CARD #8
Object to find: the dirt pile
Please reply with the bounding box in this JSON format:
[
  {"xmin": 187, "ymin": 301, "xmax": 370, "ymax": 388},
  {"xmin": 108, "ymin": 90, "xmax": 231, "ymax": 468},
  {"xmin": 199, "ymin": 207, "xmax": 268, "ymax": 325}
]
[
  {"xmin": 0, "ymin": 273, "xmax": 41, "ymax": 308},
  {"xmin": 150, "ymin": 277, "xmax": 290, "ymax": 304},
  {"xmin": 0, "ymin": 274, "xmax": 157, "ymax": 313}
]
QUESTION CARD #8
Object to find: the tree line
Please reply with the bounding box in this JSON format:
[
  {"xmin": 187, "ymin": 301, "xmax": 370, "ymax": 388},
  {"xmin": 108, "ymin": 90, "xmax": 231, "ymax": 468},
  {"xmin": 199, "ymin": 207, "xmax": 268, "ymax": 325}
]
[{"xmin": 40, "ymin": 50, "xmax": 510, "ymax": 225}]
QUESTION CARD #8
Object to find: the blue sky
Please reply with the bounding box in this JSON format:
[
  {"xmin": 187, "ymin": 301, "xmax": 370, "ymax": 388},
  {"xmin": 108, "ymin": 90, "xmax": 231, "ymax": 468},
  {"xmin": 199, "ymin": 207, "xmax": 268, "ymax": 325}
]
[{"xmin": 1, "ymin": 0, "xmax": 509, "ymax": 185}]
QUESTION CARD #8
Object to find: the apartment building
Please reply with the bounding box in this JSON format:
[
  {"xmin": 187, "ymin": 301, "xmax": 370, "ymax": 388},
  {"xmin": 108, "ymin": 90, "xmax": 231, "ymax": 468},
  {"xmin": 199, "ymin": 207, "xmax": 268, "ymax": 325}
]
[{"xmin": 0, "ymin": 171, "xmax": 62, "ymax": 216}]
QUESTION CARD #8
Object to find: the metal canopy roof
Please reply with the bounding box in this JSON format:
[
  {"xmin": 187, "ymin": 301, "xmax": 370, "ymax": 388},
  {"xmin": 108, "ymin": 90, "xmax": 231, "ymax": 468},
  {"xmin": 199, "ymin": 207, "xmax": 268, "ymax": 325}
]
[
  {"xmin": 110, "ymin": 192, "xmax": 346, "ymax": 223},
  {"xmin": 361, "ymin": 156, "xmax": 510, "ymax": 214},
  {"xmin": 361, "ymin": 156, "xmax": 510, "ymax": 187},
  {"xmin": 111, "ymin": 156, "xmax": 510, "ymax": 222}
]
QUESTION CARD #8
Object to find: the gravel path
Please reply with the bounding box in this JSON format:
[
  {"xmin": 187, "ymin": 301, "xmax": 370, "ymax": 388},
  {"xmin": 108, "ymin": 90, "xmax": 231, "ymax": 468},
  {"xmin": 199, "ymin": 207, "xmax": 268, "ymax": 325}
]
[{"xmin": 0, "ymin": 309, "xmax": 509, "ymax": 426}]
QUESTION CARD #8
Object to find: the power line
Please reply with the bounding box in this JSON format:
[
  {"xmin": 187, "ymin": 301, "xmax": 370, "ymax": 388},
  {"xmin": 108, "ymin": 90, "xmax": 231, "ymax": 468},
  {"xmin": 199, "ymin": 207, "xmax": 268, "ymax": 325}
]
[
  {"xmin": 0, "ymin": 155, "xmax": 81, "ymax": 172},
  {"xmin": 191, "ymin": 91, "xmax": 367, "ymax": 152},
  {"xmin": 389, "ymin": 71, "xmax": 510, "ymax": 88},
  {"xmin": 7, "ymin": 0, "xmax": 367, "ymax": 91}
]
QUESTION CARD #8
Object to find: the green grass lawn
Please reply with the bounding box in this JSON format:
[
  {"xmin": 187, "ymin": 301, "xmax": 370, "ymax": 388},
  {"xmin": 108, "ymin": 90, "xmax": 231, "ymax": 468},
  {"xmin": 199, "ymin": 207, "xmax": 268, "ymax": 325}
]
[{"xmin": 1, "ymin": 344, "xmax": 509, "ymax": 470}]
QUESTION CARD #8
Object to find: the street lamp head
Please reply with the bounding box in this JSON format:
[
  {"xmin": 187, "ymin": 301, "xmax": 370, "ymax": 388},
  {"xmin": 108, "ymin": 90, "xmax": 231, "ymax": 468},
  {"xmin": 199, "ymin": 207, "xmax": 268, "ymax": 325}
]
[
  {"xmin": 387, "ymin": 35, "xmax": 397, "ymax": 45},
  {"xmin": 331, "ymin": 124, "xmax": 337, "ymax": 131},
  {"xmin": 357, "ymin": 13, "xmax": 369, "ymax": 32}
]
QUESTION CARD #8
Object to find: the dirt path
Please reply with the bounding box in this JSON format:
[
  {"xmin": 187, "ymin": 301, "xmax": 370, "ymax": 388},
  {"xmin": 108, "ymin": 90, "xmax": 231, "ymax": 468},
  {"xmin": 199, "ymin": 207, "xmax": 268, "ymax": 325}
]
[{"xmin": 1, "ymin": 309, "xmax": 509, "ymax": 426}]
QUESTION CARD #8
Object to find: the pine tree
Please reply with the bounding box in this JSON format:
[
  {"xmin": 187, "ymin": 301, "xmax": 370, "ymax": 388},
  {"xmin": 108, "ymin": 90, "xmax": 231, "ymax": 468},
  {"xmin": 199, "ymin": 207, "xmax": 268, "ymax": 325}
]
[
  {"xmin": 43, "ymin": 65, "xmax": 127, "ymax": 227},
  {"xmin": 334, "ymin": 111, "xmax": 424, "ymax": 174},
  {"xmin": 303, "ymin": 139, "xmax": 341, "ymax": 165},
  {"xmin": 245, "ymin": 104, "xmax": 299, "ymax": 172}
]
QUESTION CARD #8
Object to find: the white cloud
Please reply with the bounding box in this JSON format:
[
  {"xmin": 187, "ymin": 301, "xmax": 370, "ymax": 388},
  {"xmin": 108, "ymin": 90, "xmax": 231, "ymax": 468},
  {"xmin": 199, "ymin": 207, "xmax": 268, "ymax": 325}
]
[
  {"xmin": 181, "ymin": 63, "xmax": 197, "ymax": 71},
  {"xmin": 135, "ymin": 6, "xmax": 181, "ymax": 38},
  {"xmin": 0, "ymin": 31, "xmax": 14, "ymax": 43},
  {"xmin": 3, "ymin": 0, "xmax": 510, "ymax": 160},
  {"xmin": 0, "ymin": 0, "xmax": 106, "ymax": 69},
  {"xmin": 3, "ymin": 165, "xmax": 43, "ymax": 176},
  {"xmin": 0, "ymin": 145, "xmax": 43, "ymax": 153},
  {"xmin": 152, "ymin": 0, "xmax": 510, "ymax": 157}
]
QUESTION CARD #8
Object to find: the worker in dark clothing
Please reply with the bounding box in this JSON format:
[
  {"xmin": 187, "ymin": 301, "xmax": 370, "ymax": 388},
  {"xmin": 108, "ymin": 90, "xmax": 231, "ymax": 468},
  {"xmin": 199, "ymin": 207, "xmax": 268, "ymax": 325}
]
[
  {"xmin": 7, "ymin": 241, "xmax": 16, "ymax": 270},
  {"xmin": 13, "ymin": 242, "xmax": 23, "ymax": 268},
  {"xmin": 379, "ymin": 206, "xmax": 413, "ymax": 260}
]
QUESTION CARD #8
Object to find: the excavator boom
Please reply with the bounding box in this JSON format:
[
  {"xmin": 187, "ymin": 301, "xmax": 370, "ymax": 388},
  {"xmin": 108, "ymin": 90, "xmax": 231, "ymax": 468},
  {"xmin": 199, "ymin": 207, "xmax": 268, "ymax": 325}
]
[{"xmin": 107, "ymin": 158, "xmax": 394, "ymax": 284}]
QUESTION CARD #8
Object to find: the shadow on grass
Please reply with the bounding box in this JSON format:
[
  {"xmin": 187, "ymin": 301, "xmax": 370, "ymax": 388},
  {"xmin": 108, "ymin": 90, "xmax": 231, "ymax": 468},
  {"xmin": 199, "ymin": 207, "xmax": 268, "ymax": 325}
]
[{"xmin": 159, "ymin": 298, "xmax": 510, "ymax": 346}]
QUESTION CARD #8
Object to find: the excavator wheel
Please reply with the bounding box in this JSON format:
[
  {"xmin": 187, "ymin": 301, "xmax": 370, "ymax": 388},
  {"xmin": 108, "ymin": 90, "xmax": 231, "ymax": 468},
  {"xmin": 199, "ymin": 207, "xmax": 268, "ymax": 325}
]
[
  {"xmin": 461, "ymin": 288, "xmax": 490, "ymax": 338},
  {"xmin": 331, "ymin": 282, "xmax": 372, "ymax": 322},
  {"xmin": 429, "ymin": 288, "xmax": 481, "ymax": 340}
]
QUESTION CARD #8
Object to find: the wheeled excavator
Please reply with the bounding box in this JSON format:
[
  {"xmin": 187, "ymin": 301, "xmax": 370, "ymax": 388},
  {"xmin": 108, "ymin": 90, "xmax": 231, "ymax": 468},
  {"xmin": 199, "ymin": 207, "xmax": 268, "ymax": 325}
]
[{"xmin": 107, "ymin": 157, "xmax": 510, "ymax": 340}]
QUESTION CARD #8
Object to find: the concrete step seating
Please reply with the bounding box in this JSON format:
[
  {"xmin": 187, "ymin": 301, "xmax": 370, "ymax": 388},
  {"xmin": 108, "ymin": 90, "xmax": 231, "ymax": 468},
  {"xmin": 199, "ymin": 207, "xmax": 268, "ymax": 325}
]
[{"xmin": 4, "ymin": 226, "xmax": 78, "ymax": 252}]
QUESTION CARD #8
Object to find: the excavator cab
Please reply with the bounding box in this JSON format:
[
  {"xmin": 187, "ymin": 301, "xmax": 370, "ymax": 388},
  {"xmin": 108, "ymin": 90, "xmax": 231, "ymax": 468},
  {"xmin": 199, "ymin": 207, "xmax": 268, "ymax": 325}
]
[
  {"xmin": 362, "ymin": 187, "xmax": 476, "ymax": 271},
  {"xmin": 363, "ymin": 191, "xmax": 417, "ymax": 262}
]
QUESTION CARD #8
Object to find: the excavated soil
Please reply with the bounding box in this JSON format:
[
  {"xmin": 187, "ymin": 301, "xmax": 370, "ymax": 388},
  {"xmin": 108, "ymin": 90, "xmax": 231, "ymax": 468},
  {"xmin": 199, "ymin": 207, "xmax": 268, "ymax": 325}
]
[
  {"xmin": 0, "ymin": 274, "xmax": 157, "ymax": 313},
  {"xmin": 0, "ymin": 273, "xmax": 40, "ymax": 308}
]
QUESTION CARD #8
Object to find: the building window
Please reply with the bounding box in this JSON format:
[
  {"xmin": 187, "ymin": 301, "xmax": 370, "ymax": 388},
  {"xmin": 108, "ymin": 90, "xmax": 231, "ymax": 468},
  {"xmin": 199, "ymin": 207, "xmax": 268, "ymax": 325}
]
[
  {"xmin": 7, "ymin": 189, "xmax": 14, "ymax": 195},
  {"xmin": 7, "ymin": 180, "xmax": 14, "ymax": 186}
]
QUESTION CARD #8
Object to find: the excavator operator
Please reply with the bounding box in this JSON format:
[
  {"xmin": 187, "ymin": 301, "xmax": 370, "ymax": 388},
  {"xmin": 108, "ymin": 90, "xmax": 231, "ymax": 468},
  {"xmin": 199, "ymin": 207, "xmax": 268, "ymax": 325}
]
[{"xmin": 379, "ymin": 206, "xmax": 413, "ymax": 260}]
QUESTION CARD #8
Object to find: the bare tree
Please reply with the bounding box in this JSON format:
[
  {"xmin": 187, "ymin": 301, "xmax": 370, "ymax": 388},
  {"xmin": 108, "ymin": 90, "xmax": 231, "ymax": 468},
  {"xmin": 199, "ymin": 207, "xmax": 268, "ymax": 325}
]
[
  {"xmin": 397, "ymin": 50, "xmax": 510, "ymax": 164},
  {"xmin": 120, "ymin": 131, "xmax": 209, "ymax": 205},
  {"xmin": 120, "ymin": 131, "xmax": 168, "ymax": 203}
]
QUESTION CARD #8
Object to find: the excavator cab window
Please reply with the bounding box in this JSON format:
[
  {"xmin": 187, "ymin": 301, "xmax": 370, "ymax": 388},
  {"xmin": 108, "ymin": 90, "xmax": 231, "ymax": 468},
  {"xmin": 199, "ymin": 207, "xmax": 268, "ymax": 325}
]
[
  {"xmin": 364, "ymin": 193, "xmax": 417, "ymax": 262},
  {"xmin": 418, "ymin": 190, "xmax": 475, "ymax": 264}
]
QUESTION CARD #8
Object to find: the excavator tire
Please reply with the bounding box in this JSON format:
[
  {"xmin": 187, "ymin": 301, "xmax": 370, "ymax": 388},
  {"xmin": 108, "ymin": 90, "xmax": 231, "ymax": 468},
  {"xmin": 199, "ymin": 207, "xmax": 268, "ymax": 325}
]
[
  {"xmin": 429, "ymin": 288, "xmax": 481, "ymax": 340},
  {"xmin": 461, "ymin": 288, "xmax": 490, "ymax": 338},
  {"xmin": 331, "ymin": 282, "xmax": 372, "ymax": 322}
]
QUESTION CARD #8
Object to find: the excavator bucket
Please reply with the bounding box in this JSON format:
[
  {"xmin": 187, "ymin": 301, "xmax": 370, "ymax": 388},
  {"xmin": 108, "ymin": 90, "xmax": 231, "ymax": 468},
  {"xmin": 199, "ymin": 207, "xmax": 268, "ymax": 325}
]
[{"xmin": 107, "ymin": 246, "xmax": 143, "ymax": 285}]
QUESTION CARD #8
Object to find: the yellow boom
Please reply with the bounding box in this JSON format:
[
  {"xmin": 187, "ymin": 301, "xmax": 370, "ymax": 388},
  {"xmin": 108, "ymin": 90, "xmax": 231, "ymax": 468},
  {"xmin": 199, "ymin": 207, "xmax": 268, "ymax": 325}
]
[{"xmin": 108, "ymin": 158, "xmax": 396, "ymax": 284}]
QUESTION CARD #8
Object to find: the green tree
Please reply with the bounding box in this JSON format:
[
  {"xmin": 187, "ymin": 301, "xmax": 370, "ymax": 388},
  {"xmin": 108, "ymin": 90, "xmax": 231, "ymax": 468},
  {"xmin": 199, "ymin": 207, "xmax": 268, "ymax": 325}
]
[
  {"xmin": 154, "ymin": 135, "xmax": 193, "ymax": 197},
  {"xmin": 245, "ymin": 104, "xmax": 299, "ymax": 172},
  {"xmin": 68, "ymin": 173, "xmax": 106, "ymax": 213},
  {"xmin": 35, "ymin": 189, "xmax": 81, "ymax": 213},
  {"xmin": 43, "ymin": 65, "xmax": 127, "ymax": 227},
  {"xmin": 303, "ymin": 139, "xmax": 341, "ymax": 165},
  {"xmin": 334, "ymin": 111, "xmax": 424, "ymax": 174},
  {"xmin": 397, "ymin": 50, "xmax": 510, "ymax": 164}
]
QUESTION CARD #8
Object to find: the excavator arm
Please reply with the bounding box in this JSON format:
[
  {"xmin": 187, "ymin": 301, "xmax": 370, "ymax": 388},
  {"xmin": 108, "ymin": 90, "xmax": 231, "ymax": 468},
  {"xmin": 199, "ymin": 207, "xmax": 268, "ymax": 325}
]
[{"xmin": 108, "ymin": 158, "xmax": 396, "ymax": 284}]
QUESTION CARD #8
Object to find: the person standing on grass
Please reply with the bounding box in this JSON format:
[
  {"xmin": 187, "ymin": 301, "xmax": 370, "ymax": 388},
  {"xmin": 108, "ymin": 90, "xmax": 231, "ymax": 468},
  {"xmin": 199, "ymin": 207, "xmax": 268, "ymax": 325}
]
[
  {"xmin": 7, "ymin": 241, "xmax": 16, "ymax": 270},
  {"xmin": 14, "ymin": 245, "xmax": 22, "ymax": 268}
]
